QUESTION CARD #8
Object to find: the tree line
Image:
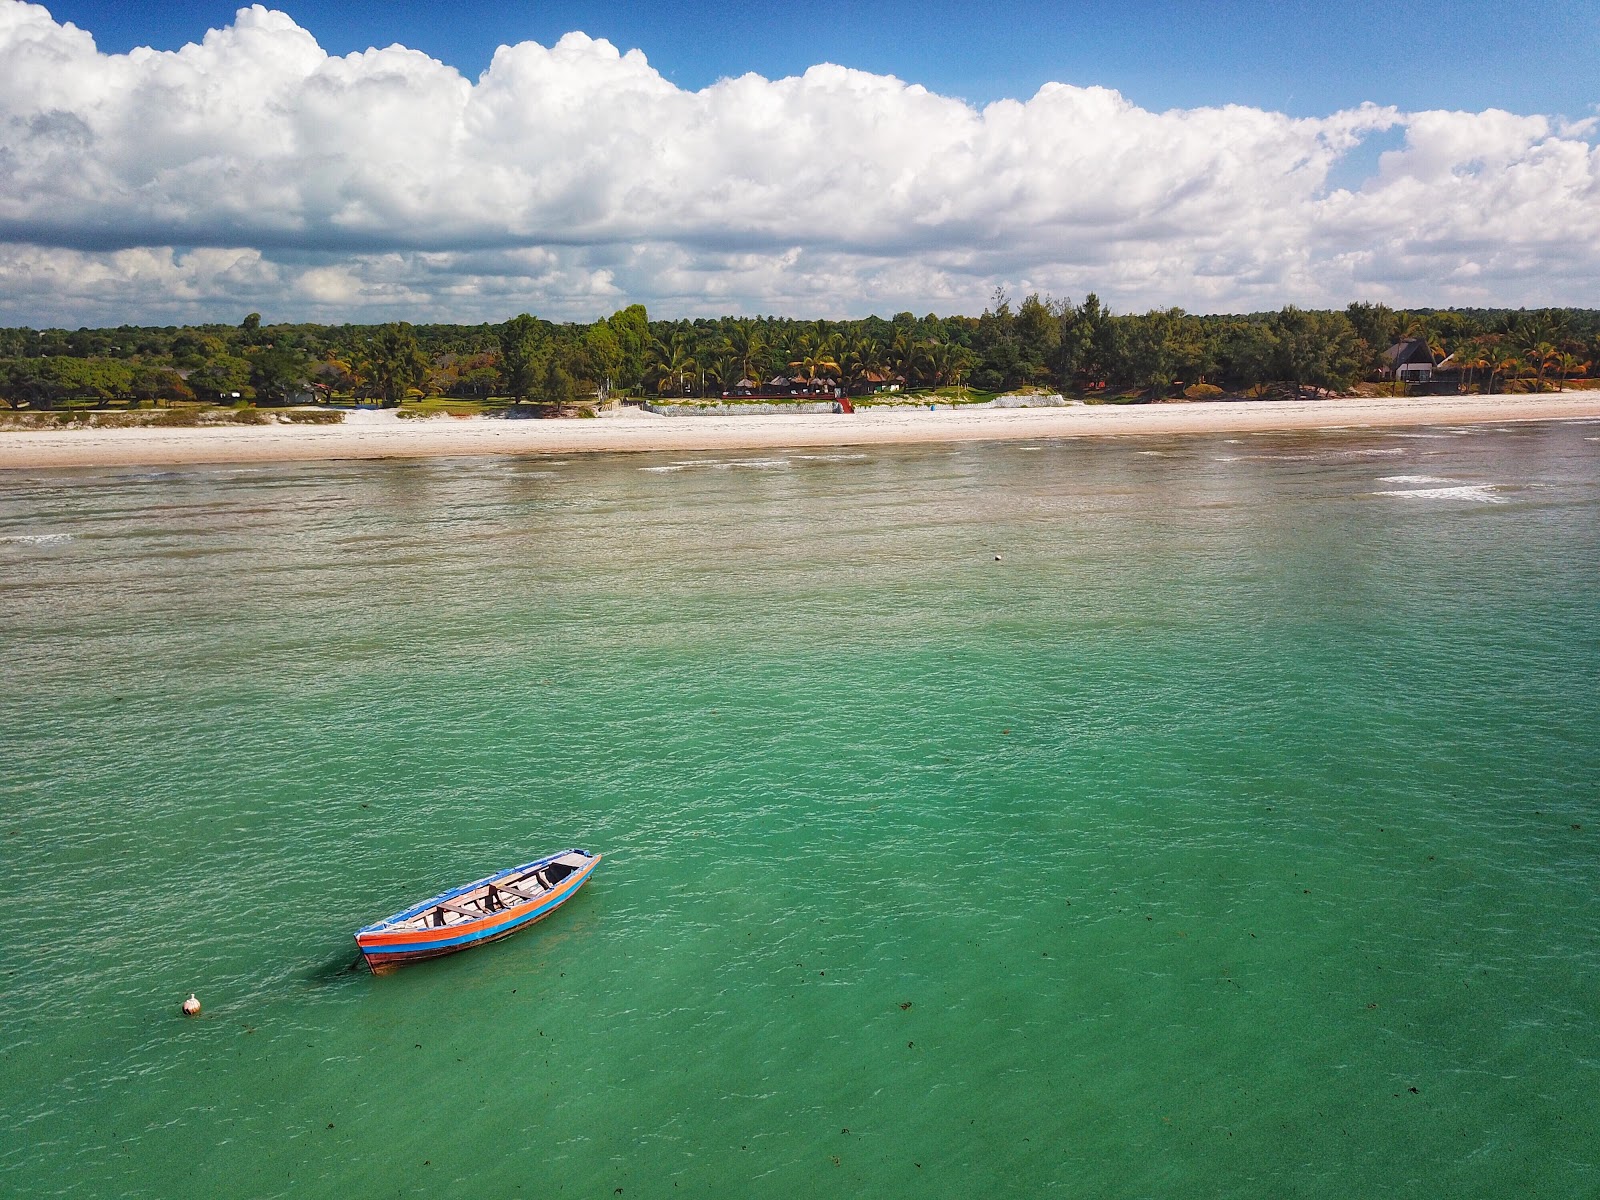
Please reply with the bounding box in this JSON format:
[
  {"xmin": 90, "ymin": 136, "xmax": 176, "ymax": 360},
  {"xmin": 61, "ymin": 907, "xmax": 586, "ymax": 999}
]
[{"xmin": 2, "ymin": 297, "xmax": 1596, "ymax": 409}]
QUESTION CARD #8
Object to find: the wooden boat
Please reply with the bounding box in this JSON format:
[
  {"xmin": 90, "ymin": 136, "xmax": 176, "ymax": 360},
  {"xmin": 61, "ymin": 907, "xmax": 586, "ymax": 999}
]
[{"xmin": 355, "ymin": 849, "xmax": 601, "ymax": 973}]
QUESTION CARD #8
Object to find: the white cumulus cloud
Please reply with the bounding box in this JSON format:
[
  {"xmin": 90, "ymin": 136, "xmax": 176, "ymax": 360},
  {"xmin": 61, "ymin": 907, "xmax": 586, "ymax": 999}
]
[{"xmin": 0, "ymin": 1, "xmax": 1596, "ymax": 325}]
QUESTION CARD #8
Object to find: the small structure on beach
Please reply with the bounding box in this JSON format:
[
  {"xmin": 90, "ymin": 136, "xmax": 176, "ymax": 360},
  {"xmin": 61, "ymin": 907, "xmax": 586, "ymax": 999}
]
[
  {"xmin": 1381, "ymin": 338, "xmax": 1438, "ymax": 382},
  {"xmin": 726, "ymin": 375, "xmax": 842, "ymax": 400},
  {"xmin": 1381, "ymin": 338, "xmax": 1464, "ymax": 393}
]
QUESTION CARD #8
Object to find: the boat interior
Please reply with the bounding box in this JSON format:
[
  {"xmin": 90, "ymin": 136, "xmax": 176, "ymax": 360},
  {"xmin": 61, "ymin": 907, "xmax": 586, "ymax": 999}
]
[{"xmin": 393, "ymin": 853, "xmax": 587, "ymax": 932}]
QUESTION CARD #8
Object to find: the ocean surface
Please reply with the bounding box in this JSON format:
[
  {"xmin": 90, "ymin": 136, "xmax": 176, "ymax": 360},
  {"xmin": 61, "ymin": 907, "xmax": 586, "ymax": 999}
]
[{"xmin": 2, "ymin": 421, "xmax": 1598, "ymax": 1198}]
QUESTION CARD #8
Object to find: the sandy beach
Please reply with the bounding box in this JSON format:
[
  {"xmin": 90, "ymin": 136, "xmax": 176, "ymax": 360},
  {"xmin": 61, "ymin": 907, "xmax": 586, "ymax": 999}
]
[{"xmin": 2, "ymin": 393, "xmax": 1598, "ymax": 471}]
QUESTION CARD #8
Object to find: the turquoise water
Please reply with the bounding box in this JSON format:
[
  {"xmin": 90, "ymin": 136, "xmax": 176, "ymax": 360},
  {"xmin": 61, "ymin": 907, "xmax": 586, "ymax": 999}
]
[{"xmin": 3, "ymin": 423, "xmax": 1598, "ymax": 1197}]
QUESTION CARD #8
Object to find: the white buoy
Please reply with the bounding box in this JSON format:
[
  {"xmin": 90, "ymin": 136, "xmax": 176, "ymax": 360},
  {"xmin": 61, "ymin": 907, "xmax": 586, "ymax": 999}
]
[
  {"xmin": 182, "ymin": 993, "xmax": 201, "ymax": 1017},
  {"xmin": 994, "ymin": 554, "xmax": 1003, "ymax": 561}
]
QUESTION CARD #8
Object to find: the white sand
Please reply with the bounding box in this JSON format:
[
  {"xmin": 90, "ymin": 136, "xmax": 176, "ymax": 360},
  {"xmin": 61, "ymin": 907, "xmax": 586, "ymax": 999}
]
[{"xmin": 3, "ymin": 394, "xmax": 1598, "ymax": 471}]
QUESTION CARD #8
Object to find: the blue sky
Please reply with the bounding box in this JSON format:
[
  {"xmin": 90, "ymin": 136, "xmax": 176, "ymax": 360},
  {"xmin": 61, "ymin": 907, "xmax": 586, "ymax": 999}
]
[
  {"xmin": 44, "ymin": 0, "xmax": 1600, "ymax": 117},
  {"xmin": 2, "ymin": 1, "xmax": 1597, "ymax": 325}
]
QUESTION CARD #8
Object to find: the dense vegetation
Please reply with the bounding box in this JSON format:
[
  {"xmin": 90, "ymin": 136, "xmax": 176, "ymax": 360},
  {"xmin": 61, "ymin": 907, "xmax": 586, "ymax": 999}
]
[{"xmin": 2, "ymin": 296, "xmax": 1596, "ymax": 410}]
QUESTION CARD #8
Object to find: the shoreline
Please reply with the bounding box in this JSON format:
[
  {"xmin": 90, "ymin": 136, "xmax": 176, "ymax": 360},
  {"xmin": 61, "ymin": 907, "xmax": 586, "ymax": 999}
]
[{"xmin": 3, "ymin": 394, "xmax": 1598, "ymax": 471}]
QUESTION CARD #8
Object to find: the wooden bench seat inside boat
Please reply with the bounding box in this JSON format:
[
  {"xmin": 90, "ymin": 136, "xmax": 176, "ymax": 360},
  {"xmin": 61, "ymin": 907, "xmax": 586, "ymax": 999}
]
[
  {"xmin": 433, "ymin": 900, "xmax": 490, "ymax": 921},
  {"xmin": 490, "ymin": 882, "xmax": 540, "ymax": 903}
]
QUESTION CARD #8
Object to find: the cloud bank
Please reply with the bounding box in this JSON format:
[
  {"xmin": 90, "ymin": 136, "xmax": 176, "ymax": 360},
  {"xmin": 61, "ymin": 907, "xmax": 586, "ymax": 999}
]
[{"xmin": 1, "ymin": 1, "xmax": 1597, "ymax": 326}]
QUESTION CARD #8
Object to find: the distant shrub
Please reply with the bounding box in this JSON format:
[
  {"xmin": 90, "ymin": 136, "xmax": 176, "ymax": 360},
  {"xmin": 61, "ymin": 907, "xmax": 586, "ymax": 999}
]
[
  {"xmin": 280, "ymin": 409, "xmax": 343, "ymax": 424},
  {"xmin": 150, "ymin": 407, "xmax": 205, "ymax": 427},
  {"xmin": 1183, "ymin": 383, "xmax": 1224, "ymax": 401},
  {"xmin": 228, "ymin": 407, "xmax": 271, "ymax": 425}
]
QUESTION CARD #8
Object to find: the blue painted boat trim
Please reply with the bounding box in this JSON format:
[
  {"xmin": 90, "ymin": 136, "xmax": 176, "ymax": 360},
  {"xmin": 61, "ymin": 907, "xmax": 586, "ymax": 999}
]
[
  {"xmin": 357, "ymin": 849, "xmax": 590, "ymax": 935},
  {"xmin": 372, "ymin": 882, "xmax": 582, "ymax": 955}
]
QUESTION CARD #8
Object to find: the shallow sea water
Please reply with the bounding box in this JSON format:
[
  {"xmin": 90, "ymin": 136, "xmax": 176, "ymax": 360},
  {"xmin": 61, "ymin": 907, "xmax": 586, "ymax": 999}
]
[{"xmin": 2, "ymin": 422, "xmax": 1598, "ymax": 1197}]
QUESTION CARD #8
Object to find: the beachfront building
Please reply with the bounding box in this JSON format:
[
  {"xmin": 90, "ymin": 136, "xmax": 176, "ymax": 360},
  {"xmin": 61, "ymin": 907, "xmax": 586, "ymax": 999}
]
[
  {"xmin": 727, "ymin": 375, "xmax": 843, "ymax": 400},
  {"xmin": 1381, "ymin": 337, "xmax": 1438, "ymax": 382},
  {"xmin": 1380, "ymin": 338, "xmax": 1464, "ymax": 393}
]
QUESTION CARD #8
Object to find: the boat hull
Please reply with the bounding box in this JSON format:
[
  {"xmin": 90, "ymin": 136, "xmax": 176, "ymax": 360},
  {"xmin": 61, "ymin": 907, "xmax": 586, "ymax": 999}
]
[{"xmin": 355, "ymin": 850, "xmax": 601, "ymax": 973}]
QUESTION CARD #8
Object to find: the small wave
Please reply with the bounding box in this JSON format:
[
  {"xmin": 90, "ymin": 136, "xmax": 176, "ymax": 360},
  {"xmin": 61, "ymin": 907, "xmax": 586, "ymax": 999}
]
[
  {"xmin": 1377, "ymin": 484, "xmax": 1505, "ymax": 503},
  {"xmin": 638, "ymin": 458, "xmax": 796, "ymax": 473},
  {"xmin": 0, "ymin": 533, "xmax": 74, "ymax": 546},
  {"xmin": 714, "ymin": 458, "xmax": 792, "ymax": 471},
  {"xmin": 1379, "ymin": 475, "xmax": 1452, "ymax": 485}
]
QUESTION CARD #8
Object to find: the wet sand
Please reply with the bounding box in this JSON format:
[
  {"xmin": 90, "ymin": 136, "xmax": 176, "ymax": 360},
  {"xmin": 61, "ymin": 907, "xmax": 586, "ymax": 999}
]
[{"xmin": 3, "ymin": 394, "xmax": 1598, "ymax": 471}]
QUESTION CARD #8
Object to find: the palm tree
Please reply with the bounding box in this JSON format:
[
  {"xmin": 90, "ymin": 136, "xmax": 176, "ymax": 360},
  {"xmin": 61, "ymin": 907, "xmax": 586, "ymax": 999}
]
[
  {"xmin": 358, "ymin": 323, "xmax": 429, "ymax": 407},
  {"xmin": 787, "ymin": 337, "xmax": 840, "ymax": 388},
  {"xmin": 1454, "ymin": 338, "xmax": 1489, "ymax": 394},
  {"xmin": 887, "ymin": 332, "xmax": 926, "ymax": 388},
  {"xmin": 1526, "ymin": 341, "xmax": 1561, "ymax": 392},
  {"xmin": 646, "ymin": 332, "xmax": 698, "ymax": 396},
  {"xmin": 1486, "ymin": 342, "xmax": 1522, "ymax": 395},
  {"xmin": 1554, "ymin": 352, "xmax": 1589, "ymax": 390},
  {"xmin": 837, "ymin": 337, "xmax": 883, "ymax": 394},
  {"xmin": 922, "ymin": 341, "xmax": 972, "ymax": 390},
  {"xmin": 720, "ymin": 324, "xmax": 765, "ymax": 385}
]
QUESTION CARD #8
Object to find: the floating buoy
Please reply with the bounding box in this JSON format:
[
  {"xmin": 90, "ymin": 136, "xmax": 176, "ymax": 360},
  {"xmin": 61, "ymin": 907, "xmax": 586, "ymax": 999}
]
[
  {"xmin": 182, "ymin": 993, "xmax": 201, "ymax": 1017},
  {"xmin": 994, "ymin": 554, "xmax": 1003, "ymax": 561}
]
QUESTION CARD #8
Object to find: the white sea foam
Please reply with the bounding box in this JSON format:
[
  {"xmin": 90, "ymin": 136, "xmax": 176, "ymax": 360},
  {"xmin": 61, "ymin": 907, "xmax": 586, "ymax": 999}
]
[
  {"xmin": 1377, "ymin": 484, "xmax": 1505, "ymax": 503},
  {"xmin": 1379, "ymin": 475, "xmax": 1452, "ymax": 485},
  {"xmin": 0, "ymin": 533, "xmax": 74, "ymax": 545}
]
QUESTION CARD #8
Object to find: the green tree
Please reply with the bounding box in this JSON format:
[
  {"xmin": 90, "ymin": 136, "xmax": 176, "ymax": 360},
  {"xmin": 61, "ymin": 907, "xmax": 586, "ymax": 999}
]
[
  {"xmin": 922, "ymin": 340, "xmax": 971, "ymax": 388},
  {"xmin": 605, "ymin": 305, "xmax": 650, "ymax": 391},
  {"xmin": 1271, "ymin": 307, "xmax": 1362, "ymax": 395},
  {"xmin": 499, "ymin": 314, "xmax": 547, "ymax": 402},
  {"xmin": 539, "ymin": 353, "xmax": 579, "ymax": 406},
  {"xmin": 188, "ymin": 353, "xmax": 253, "ymax": 402},
  {"xmin": 1121, "ymin": 309, "xmax": 1189, "ymax": 397},
  {"xmin": 1014, "ymin": 293, "xmax": 1060, "ymax": 385},
  {"xmin": 647, "ymin": 332, "xmax": 698, "ymax": 396},
  {"xmin": 249, "ymin": 344, "xmax": 311, "ymax": 406},
  {"xmin": 580, "ymin": 323, "xmax": 623, "ymax": 395},
  {"xmin": 720, "ymin": 323, "xmax": 766, "ymax": 384},
  {"xmin": 359, "ymin": 324, "xmax": 429, "ymax": 406}
]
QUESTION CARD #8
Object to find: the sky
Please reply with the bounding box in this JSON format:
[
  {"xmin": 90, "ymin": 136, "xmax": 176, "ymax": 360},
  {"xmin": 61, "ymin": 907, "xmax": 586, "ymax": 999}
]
[{"xmin": 2, "ymin": 0, "xmax": 1598, "ymax": 327}]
